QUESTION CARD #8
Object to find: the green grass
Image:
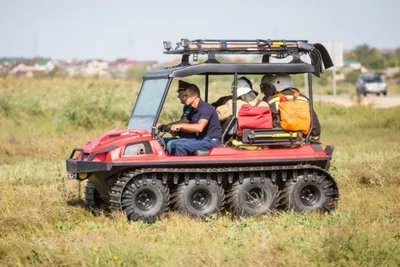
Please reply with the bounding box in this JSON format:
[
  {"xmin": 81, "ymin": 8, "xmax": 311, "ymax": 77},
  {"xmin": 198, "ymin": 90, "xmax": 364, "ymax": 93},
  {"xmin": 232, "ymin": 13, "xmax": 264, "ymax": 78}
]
[{"xmin": 0, "ymin": 77, "xmax": 399, "ymax": 266}]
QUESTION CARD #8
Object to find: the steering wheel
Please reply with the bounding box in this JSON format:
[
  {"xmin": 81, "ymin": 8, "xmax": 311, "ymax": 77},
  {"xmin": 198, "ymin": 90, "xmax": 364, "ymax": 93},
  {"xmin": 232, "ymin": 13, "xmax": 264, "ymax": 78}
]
[
  {"xmin": 153, "ymin": 125, "xmax": 182, "ymax": 152},
  {"xmin": 152, "ymin": 126, "xmax": 169, "ymax": 151}
]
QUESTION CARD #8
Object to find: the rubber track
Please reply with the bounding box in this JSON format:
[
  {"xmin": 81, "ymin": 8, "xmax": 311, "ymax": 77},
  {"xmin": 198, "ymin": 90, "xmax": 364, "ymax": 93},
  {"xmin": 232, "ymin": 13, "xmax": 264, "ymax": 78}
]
[
  {"xmin": 109, "ymin": 165, "xmax": 336, "ymax": 212},
  {"xmin": 85, "ymin": 182, "xmax": 96, "ymax": 208}
]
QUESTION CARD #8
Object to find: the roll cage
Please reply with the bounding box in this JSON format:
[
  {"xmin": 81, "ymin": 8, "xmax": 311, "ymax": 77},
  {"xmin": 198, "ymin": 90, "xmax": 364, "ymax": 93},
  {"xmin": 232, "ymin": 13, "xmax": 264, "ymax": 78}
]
[{"xmin": 129, "ymin": 39, "xmax": 334, "ymax": 145}]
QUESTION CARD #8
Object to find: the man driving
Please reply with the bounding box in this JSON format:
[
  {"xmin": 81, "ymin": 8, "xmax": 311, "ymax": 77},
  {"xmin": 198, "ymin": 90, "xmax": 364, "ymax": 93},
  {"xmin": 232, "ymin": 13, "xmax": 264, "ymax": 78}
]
[
  {"xmin": 170, "ymin": 84, "xmax": 222, "ymax": 156},
  {"xmin": 160, "ymin": 80, "xmax": 195, "ymax": 154}
]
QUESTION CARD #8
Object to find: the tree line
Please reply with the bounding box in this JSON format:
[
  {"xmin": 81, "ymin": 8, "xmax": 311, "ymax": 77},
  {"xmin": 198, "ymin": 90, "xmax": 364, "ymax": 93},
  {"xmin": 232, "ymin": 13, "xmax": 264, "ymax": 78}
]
[{"xmin": 344, "ymin": 44, "xmax": 400, "ymax": 70}]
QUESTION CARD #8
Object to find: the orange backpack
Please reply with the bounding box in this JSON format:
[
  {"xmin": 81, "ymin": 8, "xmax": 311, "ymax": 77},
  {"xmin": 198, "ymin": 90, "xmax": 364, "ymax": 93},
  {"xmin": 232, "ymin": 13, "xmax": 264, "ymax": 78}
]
[{"xmin": 277, "ymin": 91, "xmax": 311, "ymax": 134}]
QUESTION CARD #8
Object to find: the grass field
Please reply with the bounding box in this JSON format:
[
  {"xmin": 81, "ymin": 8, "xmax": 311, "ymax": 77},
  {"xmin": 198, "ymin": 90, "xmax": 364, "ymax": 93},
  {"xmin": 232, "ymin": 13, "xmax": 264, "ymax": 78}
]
[{"xmin": 1, "ymin": 77, "xmax": 399, "ymax": 266}]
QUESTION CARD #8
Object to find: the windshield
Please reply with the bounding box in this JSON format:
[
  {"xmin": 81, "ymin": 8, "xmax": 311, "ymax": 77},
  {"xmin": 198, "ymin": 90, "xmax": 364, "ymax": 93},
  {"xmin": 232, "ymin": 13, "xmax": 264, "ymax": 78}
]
[
  {"xmin": 364, "ymin": 75, "xmax": 383, "ymax": 83},
  {"xmin": 127, "ymin": 78, "xmax": 169, "ymax": 131}
]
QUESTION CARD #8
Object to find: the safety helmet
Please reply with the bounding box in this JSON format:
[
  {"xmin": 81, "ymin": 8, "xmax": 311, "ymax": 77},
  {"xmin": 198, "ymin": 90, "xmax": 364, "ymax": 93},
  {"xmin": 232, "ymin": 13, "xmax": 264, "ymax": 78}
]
[
  {"xmin": 260, "ymin": 74, "xmax": 275, "ymax": 85},
  {"xmin": 239, "ymin": 76, "xmax": 253, "ymax": 89},
  {"xmin": 232, "ymin": 78, "xmax": 252, "ymax": 97},
  {"xmin": 270, "ymin": 74, "xmax": 294, "ymax": 91}
]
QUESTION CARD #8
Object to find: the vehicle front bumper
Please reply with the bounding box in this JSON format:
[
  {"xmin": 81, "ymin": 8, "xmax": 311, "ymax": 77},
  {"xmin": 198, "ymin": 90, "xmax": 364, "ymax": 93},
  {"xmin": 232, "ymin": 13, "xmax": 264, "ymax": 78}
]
[
  {"xmin": 66, "ymin": 159, "xmax": 114, "ymax": 174},
  {"xmin": 364, "ymin": 85, "xmax": 386, "ymax": 93},
  {"xmin": 365, "ymin": 89, "xmax": 386, "ymax": 93},
  {"xmin": 66, "ymin": 148, "xmax": 113, "ymax": 179}
]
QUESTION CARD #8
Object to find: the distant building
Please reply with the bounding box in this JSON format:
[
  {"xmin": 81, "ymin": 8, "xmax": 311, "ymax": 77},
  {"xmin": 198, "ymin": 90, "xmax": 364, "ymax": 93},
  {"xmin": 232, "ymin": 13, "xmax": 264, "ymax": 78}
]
[
  {"xmin": 10, "ymin": 60, "xmax": 35, "ymax": 77},
  {"xmin": 0, "ymin": 57, "xmax": 25, "ymax": 66},
  {"xmin": 81, "ymin": 59, "xmax": 110, "ymax": 77},
  {"xmin": 343, "ymin": 59, "xmax": 362, "ymax": 70},
  {"xmin": 33, "ymin": 59, "xmax": 55, "ymax": 72},
  {"xmin": 0, "ymin": 57, "xmax": 161, "ymax": 78}
]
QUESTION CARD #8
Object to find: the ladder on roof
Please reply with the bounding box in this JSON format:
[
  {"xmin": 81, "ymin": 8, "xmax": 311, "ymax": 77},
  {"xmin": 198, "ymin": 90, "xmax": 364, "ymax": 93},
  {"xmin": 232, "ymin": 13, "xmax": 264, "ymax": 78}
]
[
  {"xmin": 162, "ymin": 38, "xmax": 334, "ymax": 76},
  {"xmin": 163, "ymin": 39, "xmax": 313, "ymax": 55}
]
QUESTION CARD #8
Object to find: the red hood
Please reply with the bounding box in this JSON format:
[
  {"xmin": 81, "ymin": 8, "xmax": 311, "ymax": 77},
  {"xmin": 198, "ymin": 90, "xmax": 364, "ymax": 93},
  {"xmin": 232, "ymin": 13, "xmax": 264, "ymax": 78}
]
[{"xmin": 82, "ymin": 129, "xmax": 152, "ymax": 153}]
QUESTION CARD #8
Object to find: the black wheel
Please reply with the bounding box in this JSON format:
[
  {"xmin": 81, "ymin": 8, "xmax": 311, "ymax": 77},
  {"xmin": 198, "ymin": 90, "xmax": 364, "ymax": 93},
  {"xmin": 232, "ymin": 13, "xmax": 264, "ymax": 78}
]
[
  {"xmin": 376, "ymin": 93, "xmax": 380, "ymax": 96},
  {"xmin": 383, "ymin": 91, "xmax": 387, "ymax": 96},
  {"xmin": 363, "ymin": 91, "xmax": 367, "ymax": 96},
  {"xmin": 226, "ymin": 177, "xmax": 278, "ymax": 217},
  {"xmin": 280, "ymin": 174, "xmax": 339, "ymax": 212},
  {"xmin": 120, "ymin": 175, "xmax": 170, "ymax": 223},
  {"xmin": 172, "ymin": 179, "xmax": 225, "ymax": 217},
  {"xmin": 85, "ymin": 182, "xmax": 108, "ymax": 213}
]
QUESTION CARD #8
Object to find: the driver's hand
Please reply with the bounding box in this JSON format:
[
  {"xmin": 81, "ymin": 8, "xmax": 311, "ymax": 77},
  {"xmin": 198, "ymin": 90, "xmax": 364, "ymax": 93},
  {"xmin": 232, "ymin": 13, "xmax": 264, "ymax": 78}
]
[
  {"xmin": 171, "ymin": 124, "xmax": 181, "ymax": 132},
  {"xmin": 157, "ymin": 124, "xmax": 167, "ymax": 131}
]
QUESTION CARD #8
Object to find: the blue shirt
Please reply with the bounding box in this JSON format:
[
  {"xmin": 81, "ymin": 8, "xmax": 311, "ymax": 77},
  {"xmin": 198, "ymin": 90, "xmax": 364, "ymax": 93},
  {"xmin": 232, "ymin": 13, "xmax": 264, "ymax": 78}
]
[{"xmin": 188, "ymin": 99, "xmax": 222, "ymax": 140}]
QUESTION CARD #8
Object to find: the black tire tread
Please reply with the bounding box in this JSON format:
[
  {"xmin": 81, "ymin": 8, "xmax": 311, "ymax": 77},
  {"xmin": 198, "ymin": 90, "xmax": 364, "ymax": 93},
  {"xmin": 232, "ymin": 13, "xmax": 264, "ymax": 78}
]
[
  {"xmin": 171, "ymin": 180, "xmax": 225, "ymax": 216},
  {"xmin": 85, "ymin": 182, "xmax": 96, "ymax": 208},
  {"xmin": 226, "ymin": 177, "xmax": 279, "ymax": 217},
  {"xmin": 279, "ymin": 174, "xmax": 339, "ymax": 212},
  {"xmin": 107, "ymin": 166, "xmax": 338, "ymax": 222},
  {"xmin": 112, "ymin": 172, "xmax": 170, "ymax": 223},
  {"xmin": 85, "ymin": 182, "xmax": 108, "ymax": 213}
]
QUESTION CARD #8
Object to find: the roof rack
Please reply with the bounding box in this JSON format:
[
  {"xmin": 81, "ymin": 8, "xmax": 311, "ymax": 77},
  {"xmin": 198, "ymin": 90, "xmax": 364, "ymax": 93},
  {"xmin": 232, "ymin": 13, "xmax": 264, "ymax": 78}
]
[
  {"xmin": 162, "ymin": 39, "xmax": 334, "ymax": 76},
  {"xmin": 163, "ymin": 39, "xmax": 313, "ymax": 55}
]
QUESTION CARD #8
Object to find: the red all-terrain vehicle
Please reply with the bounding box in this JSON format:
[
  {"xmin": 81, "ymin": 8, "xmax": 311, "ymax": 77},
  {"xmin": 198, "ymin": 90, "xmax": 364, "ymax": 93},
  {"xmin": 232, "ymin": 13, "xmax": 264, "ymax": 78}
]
[{"xmin": 67, "ymin": 39, "xmax": 339, "ymax": 223}]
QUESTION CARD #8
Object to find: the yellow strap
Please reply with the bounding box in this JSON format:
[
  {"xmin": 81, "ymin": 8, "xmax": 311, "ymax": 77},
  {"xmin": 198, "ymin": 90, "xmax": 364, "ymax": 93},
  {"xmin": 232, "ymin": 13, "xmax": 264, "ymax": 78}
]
[
  {"xmin": 279, "ymin": 95, "xmax": 308, "ymax": 103},
  {"xmin": 268, "ymin": 96, "xmax": 281, "ymax": 104},
  {"xmin": 232, "ymin": 139, "xmax": 263, "ymax": 150},
  {"xmin": 251, "ymin": 133, "xmax": 298, "ymax": 138},
  {"xmin": 297, "ymin": 96, "xmax": 309, "ymax": 102}
]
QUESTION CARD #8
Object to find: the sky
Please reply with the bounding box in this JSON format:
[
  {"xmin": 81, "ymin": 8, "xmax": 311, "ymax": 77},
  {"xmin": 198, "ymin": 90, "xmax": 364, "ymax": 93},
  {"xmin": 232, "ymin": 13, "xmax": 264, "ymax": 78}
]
[{"xmin": 1, "ymin": 0, "xmax": 399, "ymax": 61}]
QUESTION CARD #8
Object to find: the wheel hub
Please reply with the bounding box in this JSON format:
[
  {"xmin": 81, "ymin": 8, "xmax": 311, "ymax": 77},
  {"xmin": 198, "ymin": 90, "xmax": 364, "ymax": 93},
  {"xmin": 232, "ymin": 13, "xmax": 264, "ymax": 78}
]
[
  {"xmin": 191, "ymin": 189, "xmax": 211, "ymax": 210},
  {"xmin": 300, "ymin": 185, "xmax": 321, "ymax": 206},
  {"xmin": 135, "ymin": 189, "xmax": 157, "ymax": 211}
]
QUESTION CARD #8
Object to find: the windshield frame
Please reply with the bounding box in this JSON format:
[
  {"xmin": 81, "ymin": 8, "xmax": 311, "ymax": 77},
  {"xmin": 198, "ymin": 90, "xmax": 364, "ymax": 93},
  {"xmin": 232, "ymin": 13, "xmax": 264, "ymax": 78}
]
[{"xmin": 127, "ymin": 78, "xmax": 171, "ymax": 134}]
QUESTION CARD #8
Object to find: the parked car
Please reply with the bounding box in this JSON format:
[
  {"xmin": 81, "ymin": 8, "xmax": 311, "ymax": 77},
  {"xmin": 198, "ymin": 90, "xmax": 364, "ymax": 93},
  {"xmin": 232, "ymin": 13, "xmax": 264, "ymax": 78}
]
[{"xmin": 356, "ymin": 74, "xmax": 387, "ymax": 96}]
